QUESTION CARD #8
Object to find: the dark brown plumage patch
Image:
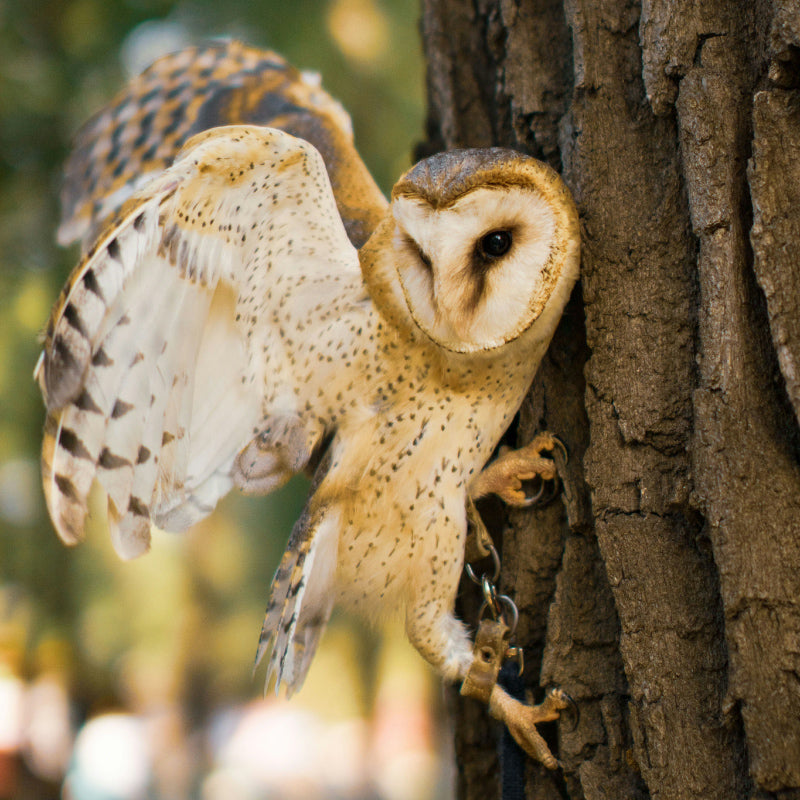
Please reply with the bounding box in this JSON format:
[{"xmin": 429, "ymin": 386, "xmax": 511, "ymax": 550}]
[
  {"xmin": 106, "ymin": 237, "xmax": 122, "ymax": 262},
  {"xmin": 98, "ymin": 448, "xmax": 130, "ymax": 469},
  {"xmin": 75, "ymin": 389, "xmax": 102, "ymax": 413},
  {"xmin": 58, "ymin": 427, "xmax": 93, "ymax": 461},
  {"xmin": 461, "ymin": 228, "xmax": 517, "ymax": 313},
  {"xmin": 63, "ymin": 303, "xmax": 89, "ymax": 339},
  {"xmin": 82, "ymin": 268, "xmax": 105, "ymax": 300},
  {"xmin": 52, "ymin": 334, "xmax": 80, "ymax": 374},
  {"xmin": 392, "ymin": 148, "xmax": 540, "ymax": 209},
  {"xmin": 128, "ymin": 496, "xmax": 149, "ymax": 517},
  {"xmin": 91, "ymin": 347, "xmax": 114, "ymax": 367},
  {"xmin": 55, "ymin": 473, "xmax": 79, "ymax": 501},
  {"xmin": 111, "ymin": 399, "xmax": 134, "ymax": 418}
]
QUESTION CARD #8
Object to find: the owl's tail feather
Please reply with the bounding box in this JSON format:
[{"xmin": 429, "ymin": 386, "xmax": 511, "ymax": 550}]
[{"xmin": 256, "ymin": 509, "xmax": 337, "ymax": 696}]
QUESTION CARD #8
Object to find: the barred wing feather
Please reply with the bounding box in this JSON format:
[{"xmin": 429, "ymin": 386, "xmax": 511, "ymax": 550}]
[
  {"xmin": 38, "ymin": 125, "xmax": 359, "ymax": 559},
  {"xmin": 59, "ymin": 40, "xmax": 385, "ymax": 252}
]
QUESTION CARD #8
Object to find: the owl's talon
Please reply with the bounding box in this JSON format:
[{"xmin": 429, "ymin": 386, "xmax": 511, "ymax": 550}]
[
  {"xmin": 471, "ymin": 431, "xmax": 565, "ymax": 507},
  {"xmin": 552, "ymin": 436, "xmax": 569, "ymax": 465},
  {"xmin": 488, "ymin": 684, "xmax": 570, "ymax": 768},
  {"xmin": 546, "ymin": 685, "xmax": 579, "ymax": 732}
]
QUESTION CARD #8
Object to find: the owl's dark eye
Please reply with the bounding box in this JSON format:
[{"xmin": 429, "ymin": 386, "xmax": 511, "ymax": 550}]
[{"xmin": 480, "ymin": 230, "xmax": 512, "ymax": 258}]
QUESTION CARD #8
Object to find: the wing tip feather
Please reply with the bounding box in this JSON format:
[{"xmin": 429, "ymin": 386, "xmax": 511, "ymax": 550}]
[
  {"xmin": 42, "ymin": 418, "xmax": 89, "ymax": 545},
  {"xmin": 42, "ymin": 474, "xmax": 88, "ymax": 546}
]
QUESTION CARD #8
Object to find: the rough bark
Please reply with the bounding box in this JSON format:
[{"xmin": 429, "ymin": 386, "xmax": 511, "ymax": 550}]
[{"xmin": 420, "ymin": 0, "xmax": 800, "ymax": 797}]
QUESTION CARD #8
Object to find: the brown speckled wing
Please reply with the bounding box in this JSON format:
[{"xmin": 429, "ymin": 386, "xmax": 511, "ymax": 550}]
[
  {"xmin": 59, "ymin": 40, "xmax": 386, "ymax": 251},
  {"xmin": 39, "ymin": 126, "xmax": 362, "ymax": 560}
]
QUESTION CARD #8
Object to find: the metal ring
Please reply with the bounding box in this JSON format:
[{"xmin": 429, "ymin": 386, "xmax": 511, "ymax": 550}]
[
  {"xmin": 476, "ymin": 590, "xmax": 519, "ymax": 638},
  {"xmin": 497, "ymin": 595, "xmax": 519, "ymax": 637},
  {"xmin": 465, "ymin": 540, "xmax": 501, "ymax": 585},
  {"xmin": 481, "ymin": 576, "xmax": 499, "ymax": 613},
  {"xmin": 532, "ymin": 476, "xmax": 563, "ymax": 507}
]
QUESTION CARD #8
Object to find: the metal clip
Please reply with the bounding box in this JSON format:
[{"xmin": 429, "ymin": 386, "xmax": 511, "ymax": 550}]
[
  {"xmin": 478, "ymin": 592, "xmax": 519, "ymax": 638},
  {"xmin": 462, "ymin": 497, "xmax": 522, "ymax": 681},
  {"xmin": 465, "ymin": 539, "xmax": 500, "ymax": 586},
  {"xmin": 506, "ymin": 645, "xmax": 524, "ymax": 676}
]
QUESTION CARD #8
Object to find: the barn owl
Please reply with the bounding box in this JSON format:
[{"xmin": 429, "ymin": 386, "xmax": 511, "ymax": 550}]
[{"xmin": 37, "ymin": 41, "xmax": 580, "ymax": 764}]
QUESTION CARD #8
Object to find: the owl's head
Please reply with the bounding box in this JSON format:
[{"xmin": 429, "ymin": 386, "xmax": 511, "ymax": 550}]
[{"xmin": 375, "ymin": 148, "xmax": 579, "ymax": 354}]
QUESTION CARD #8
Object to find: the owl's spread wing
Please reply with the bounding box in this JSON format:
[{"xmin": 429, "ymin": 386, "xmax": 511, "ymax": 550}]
[
  {"xmin": 59, "ymin": 40, "xmax": 386, "ymax": 252},
  {"xmin": 38, "ymin": 125, "xmax": 360, "ymax": 559}
]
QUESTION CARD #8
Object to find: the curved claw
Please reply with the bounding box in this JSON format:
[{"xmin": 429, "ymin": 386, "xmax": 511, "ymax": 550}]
[
  {"xmin": 545, "ymin": 684, "xmax": 579, "ymax": 732},
  {"xmin": 550, "ymin": 435, "xmax": 569, "ymax": 466},
  {"xmin": 510, "ymin": 433, "xmax": 569, "ymax": 507},
  {"xmin": 517, "ymin": 477, "xmax": 546, "ymax": 507},
  {"xmin": 517, "ymin": 474, "xmax": 561, "ymax": 507}
]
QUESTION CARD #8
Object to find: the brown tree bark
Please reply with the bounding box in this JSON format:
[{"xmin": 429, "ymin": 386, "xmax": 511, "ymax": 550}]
[{"xmin": 419, "ymin": 1, "xmax": 800, "ymax": 797}]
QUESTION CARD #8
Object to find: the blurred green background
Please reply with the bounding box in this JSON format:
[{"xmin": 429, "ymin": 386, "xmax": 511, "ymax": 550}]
[{"xmin": 0, "ymin": 2, "xmax": 446, "ymax": 798}]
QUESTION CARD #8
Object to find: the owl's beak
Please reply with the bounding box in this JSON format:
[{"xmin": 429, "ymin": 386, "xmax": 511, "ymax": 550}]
[{"xmin": 430, "ymin": 263, "xmax": 475, "ymax": 341}]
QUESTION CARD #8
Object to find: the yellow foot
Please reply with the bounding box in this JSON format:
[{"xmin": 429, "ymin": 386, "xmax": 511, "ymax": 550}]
[
  {"xmin": 488, "ymin": 685, "xmax": 570, "ymax": 768},
  {"xmin": 471, "ymin": 432, "xmax": 565, "ymax": 506}
]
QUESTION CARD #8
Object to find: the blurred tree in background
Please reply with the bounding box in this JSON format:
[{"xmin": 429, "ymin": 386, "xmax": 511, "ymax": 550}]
[{"xmin": 0, "ymin": 2, "xmax": 429, "ymax": 797}]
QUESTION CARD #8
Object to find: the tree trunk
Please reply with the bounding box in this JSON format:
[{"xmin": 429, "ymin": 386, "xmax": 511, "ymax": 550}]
[{"xmin": 419, "ymin": 1, "xmax": 800, "ymax": 797}]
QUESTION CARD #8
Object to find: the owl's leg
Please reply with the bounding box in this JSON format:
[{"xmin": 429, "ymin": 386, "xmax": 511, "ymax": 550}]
[
  {"xmin": 233, "ymin": 414, "xmax": 323, "ymax": 494},
  {"xmin": 405, "ymin": 597, "xmax": 474, "ymax": 683},
  {"xmin": 405, "ymin": 596, "xmax": 568, "ymax": 768},
  {"xmin": 470, "ymin": 431, "xmax": 561, "ymax": 506}
]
